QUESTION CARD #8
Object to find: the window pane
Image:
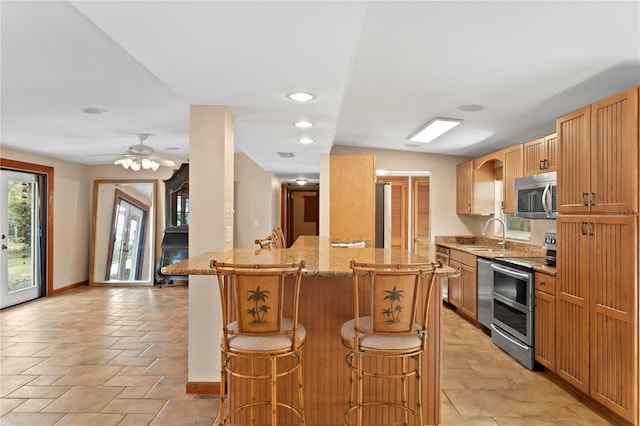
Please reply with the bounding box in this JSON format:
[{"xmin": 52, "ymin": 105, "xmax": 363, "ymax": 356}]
[{"xmin": 505, "ymin": 214, "xmax": 531, "ymax": 232}]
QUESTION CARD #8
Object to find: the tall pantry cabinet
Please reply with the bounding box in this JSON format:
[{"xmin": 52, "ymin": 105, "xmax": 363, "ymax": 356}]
[{"xmin": 556, "ymin": 86, "xmax": 638, "ymax": 424}]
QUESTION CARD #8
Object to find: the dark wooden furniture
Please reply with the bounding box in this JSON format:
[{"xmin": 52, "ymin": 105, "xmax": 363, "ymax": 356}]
[{"xmin": 157, "ymin": 163, "xmax": 189, "ymax": 286}]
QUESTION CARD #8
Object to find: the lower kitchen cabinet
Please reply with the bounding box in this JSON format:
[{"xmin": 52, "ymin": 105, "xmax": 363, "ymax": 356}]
[
  {"xmin": 557, "ymin": 214, "xmax": 638, "ymax": 424},
  {"xmin": 534, "ymin": 272, "xmax": 556, "ymax": 372},
  {"xmin": 449, "ymin": 249, "xmax": 477, "ymax": 321}
]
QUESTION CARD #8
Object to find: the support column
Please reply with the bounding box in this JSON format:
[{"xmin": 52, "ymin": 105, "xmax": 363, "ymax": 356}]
[{"xmin": 187, "ymin": 105, "xmax": 234, "ymax": 391}]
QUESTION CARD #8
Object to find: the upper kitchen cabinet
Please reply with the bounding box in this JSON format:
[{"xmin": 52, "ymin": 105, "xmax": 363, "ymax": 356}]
[
  {"xmin": 557, "ymin": 87, "xmax": 638, "ymax": 214},
  {"xmin": 456, "ymin": 160, "xmax": 494, "ymax": 215},
  {"xmin": 501, "ymin": 144, "xmax": 523, "ymax": 214},
  {"xmin": 523, "ymin": 133, "xmax": 557, "ymax": 175}
]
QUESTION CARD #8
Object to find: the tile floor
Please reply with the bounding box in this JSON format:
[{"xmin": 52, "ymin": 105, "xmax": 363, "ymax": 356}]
[{"xmin": 0, "ymin": 286, "xmax": 621, "ymax": 425}]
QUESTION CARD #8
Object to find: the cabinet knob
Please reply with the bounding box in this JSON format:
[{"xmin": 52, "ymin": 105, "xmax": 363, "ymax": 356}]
[{"xmin": 539, "ymin": 281, "xmax": 545, "ymax": 286}]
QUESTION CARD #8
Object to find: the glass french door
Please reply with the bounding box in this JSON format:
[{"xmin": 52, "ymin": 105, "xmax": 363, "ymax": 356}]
[
  {"xmin": 107, "ymin": 199, "xmax": 146, "ymax": 281},
  {"xmin": 0, "ymin": 170, "xmax": 41, "ymax": 308}
]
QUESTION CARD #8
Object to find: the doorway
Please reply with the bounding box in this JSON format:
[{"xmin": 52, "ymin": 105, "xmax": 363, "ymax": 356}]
[
  {"xmin": 376, "ymin": 174, "xmax": 430, "ymax": 254},
  {"xmin": 0, "ymin": 169, "xmax": 43, "ymax": 308},
  {"xmin": 283, "ymin": 184, "xmax": 319, "ymax": 246}
]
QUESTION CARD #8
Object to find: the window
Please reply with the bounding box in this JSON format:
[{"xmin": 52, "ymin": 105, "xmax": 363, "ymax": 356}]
[{"xmin": 495, "ymin": 181, "xmax": 531, "ymax": 240}]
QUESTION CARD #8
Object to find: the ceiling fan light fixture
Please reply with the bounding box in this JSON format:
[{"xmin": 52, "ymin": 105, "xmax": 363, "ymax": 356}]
[
  {"xmin": 409, "ymin": 117, "xmax": 462, "ymax": 143},
  {"xmin": 130, "ymin": 160, "xmax": 141, "ymax": 171}
]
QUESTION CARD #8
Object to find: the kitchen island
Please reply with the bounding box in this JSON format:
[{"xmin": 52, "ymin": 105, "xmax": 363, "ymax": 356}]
[{"xmin": 163, "ymin": 235, "xmax": 456, "ymax": 425}]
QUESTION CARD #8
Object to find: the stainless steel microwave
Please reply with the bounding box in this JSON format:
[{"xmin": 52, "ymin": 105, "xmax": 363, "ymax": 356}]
[{"xmin": 514, "ymin": 171, "xmax": 557, "ymax": 219}]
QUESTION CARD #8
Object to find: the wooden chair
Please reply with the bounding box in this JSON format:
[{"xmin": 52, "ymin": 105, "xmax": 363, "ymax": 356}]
[
  {"xmin": 275, "ymin": 227, "xmax": 286, "ymax": 248},
  {"xmin": 210, "ymin": 260, "xmax": 306, "ymax": 425},
  {"xmin": 254, "ymin": 237, "xmax": 274, "ymax": 249},
  {"xmin": 341, "ymin": 260, "xmax": 442, "ymax": 426}
]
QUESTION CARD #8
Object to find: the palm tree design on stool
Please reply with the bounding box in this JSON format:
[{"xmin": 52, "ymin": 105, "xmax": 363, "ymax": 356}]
[
  {"xmin": 382, "ymin": 285, "xmax": 404, "ymax": 324},
  {"xmin": 247, "ymin": 286, "xmax": 270, "ymax": 323}
]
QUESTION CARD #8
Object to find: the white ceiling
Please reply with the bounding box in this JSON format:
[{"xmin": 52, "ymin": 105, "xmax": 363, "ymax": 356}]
[{"xmin": 2, "ymin": 1, "xmax": 639, "ymax": 183}]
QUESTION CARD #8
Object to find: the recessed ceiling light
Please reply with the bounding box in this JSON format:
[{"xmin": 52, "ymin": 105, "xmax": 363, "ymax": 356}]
[
  {"xmin": 458, "ymin": 104, "xmax": 485, "ymax": 112},
  {"xmin": 82, "ymin": 107, "xmax": 107, "ymax": 115},
  {"xmin": 287, "ymin": 92, "xmax": 316, "ymax": 102},
  {"xmin": 409, "ymin": 118, "xmax": 462, "ymax": 143},
  {"xmin": 297, "ymin": 138, "xmax": 315, "ymax": 145},
  {"xmin": 294, "ymin": 121, "xmax": 314, "ymax": 128},
  {"xmin": 295, "ymin": 178, "xmax": 308, "ymax": 185}
]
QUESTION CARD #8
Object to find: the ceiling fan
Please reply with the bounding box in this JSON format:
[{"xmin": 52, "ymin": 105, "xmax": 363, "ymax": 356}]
[{"xmin": 114, "ymin": 133, "xmax": 177, "ymax": 171}]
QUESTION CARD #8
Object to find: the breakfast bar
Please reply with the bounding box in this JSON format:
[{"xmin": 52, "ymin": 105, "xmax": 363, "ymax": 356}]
[{"xmin": 164, "ymin": 236, "xmax": 456, "ymax": 425}]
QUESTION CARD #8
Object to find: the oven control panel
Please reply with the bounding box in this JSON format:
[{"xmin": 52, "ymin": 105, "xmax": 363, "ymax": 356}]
[{"xmin": 543, "ymin": 231, "xmax": 556, "ymax": 250}]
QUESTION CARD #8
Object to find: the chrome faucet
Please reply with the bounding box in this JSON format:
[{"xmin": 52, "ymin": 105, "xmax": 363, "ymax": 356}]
[{"xmin": 481, "ymin": 217, "xmax": 506, "ymax": 247}]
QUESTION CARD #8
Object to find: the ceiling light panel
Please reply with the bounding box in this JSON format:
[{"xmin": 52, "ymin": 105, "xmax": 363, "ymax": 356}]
[{"xmin": 409, "ymin": 118, "xmax": 462, "ymax": 144}]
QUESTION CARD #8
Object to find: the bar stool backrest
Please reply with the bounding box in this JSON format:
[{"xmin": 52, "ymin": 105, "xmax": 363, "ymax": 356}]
[
  {"xmin": 211, "ymin": 261, "xmax": 305, "ymax": 349},
  {"xmin": 350, "ymin": 261, "xmax": 440, "ymax": 347}
]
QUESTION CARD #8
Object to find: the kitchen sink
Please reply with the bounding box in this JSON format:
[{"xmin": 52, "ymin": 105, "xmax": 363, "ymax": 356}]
[{"xmin": 460, "ymin": 246, "xmax": 500, "ymax": 252}]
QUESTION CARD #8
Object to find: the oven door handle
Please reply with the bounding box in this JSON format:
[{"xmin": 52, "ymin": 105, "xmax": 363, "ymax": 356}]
[
  {"xmin": 491, "ymin": 324, "xmax": 529, "ymax": 350},
  {"xmin": 490, "ymin": 263, "xmax": 531, "ymax": 280}
]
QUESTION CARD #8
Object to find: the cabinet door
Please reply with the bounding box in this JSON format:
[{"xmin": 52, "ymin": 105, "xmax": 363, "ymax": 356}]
[
  {"xmin": 502, "ymin": 145, "xmax": 523, "ymax": 214},
  {"xmin": 589, "ymin": 215, "xmax": 637, "ymax": 423},
  {"xmin": 448, "ymin": 259, "xmax": 463, "ymax": 308},
  {"xmin": 459, "ymin": 263, "xmax": 477, "ymax": 320},
  {"xmin": 534, "ymin": 289, "xmax": 555, "ymax": 372},
  {"xmin": 556, "ymin": 215, "xmax": 590, "ymax": 394},
  {"xmin": 523, "ymin": 137, "xmax": 545, "ymax": 176},
  {"xmin": 557, "ymin": 105, "xmax": 591, "ymax": 213},
  {"xmin": 543, "ymin": 133, "xmax": 558, "ymax": 172},
  {"xmin": 456, "ymin": 162, "xmax": 472, "ymax": 214},
  {"xmin": 589, "ymin": 87, "xmax": 638, "ymax": 214}
]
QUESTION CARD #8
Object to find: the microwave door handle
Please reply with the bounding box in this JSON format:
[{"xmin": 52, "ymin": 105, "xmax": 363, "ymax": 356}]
[
  {"xmin": 542, "ymin": 183, "xmax": 550, "ymax": 217},
  {"xmin": 490, "ymin": 263, "xmax": 531, "ymax": 281}
]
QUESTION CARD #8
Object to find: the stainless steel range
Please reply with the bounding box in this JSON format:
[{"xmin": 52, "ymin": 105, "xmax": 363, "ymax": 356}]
[
  {"xmin": 490, "ymin": 257, "xmax": 536, "ymax": 370},
  {"xmin": 489, "ymin": 232, "xmax": 557, "ymax": 370}
]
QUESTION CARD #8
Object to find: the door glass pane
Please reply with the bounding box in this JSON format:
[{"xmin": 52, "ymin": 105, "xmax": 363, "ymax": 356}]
[{"xmin": 7, "ymin": 179, "xmax": 37, "ymax": 292}]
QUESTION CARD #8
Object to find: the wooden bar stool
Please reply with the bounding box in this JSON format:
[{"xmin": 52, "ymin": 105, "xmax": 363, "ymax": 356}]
[
  {"xmin": 341, "ymin": 260, "xmax": 441, "ymax": 426},
  {"xmin": 211, "ymin": 260, "xmax": 306, "ymax": 425}
]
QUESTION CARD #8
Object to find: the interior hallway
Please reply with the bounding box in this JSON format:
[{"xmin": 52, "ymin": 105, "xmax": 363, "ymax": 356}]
[{"xmin": 0, "ymin": 285, "xmax": 621, "ymax": 425}]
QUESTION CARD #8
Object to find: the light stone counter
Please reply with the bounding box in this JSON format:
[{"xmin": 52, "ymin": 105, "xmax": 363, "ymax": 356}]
[{"xmin": 163, "ymin": 235, "xmax": 457, "ymax": 277}]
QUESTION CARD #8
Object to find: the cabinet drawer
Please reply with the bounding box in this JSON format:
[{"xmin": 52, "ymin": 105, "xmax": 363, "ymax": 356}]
[
  {"xmin": 534, "ymin": 272, "xmax": 556, "ymax": 295},
  {"xmin": 450, "ymin": 249, "xmax": 477, "ymax": 267}
]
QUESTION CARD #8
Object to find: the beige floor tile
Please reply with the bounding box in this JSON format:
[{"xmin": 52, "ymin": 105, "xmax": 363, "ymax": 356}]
[
  {"xmin": 150, "ymin": 399, "xmax": 218, "ymax": 426},
  {"xmin": 5, "ymin": 384, "xmax": 70, "ymax": 399},
  {"xmin": 53, "ymin": 365, "xmax": 122, "ymax": 386},
  {"xmin": 0, "ymin": 411, "xmax": 65, "ymax": 425},
  {"xmin": 444, "ymin": 389, "xmax": 520, "ymax": 417},
  {"xmin": 118, "ymin": 413, "xmax": 156, "ymax": 426},
  {"xmin": 10, "ymin": 397, "xmax": 54, "ymax": 412},
  {"xmin": 1, "ymin": 373, "xmax": 36, "ymax": 397},
  {"xmin": 104, "ymin": 374, "xmax": 161, "ymax": 387},
  {"xmin": 42, "ymin": 386, "xmax": 122, "ymax": 413},
  {"xmin": 440, "ymin": 414, "xmax": 500, "ymax": 425},
  {"xmin": 55, "ymin": 413, "xmax": 125, "ymax": 425},
  {"xmin": 101, "ymin": 398, "xmax": 167, "ymax": 414},
  {"xmin": 0, "ymin": 398, "xmax": 26, "ymax": 415}
]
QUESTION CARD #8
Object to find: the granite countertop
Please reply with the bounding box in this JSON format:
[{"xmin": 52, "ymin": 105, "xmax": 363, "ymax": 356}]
[
  {"xmin": 162, "ymin": 235, "xmax": 458, "ymax": 277},
  {"xmin": 435, "ymin": 235, "xmax": 556, "ymax": 276}
]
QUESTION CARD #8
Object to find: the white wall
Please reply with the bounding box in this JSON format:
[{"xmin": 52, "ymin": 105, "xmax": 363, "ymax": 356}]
[
  {"xmin": 0, "ymin": 146, "xmax": 91, "ymax": 290},
  {"xmin": 234, "ymin": 153, "xmax": 281, "ymax": 248},
  {"xmin": 329, "ymin": 145, "xmax": 477, "ymax": 243}
]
